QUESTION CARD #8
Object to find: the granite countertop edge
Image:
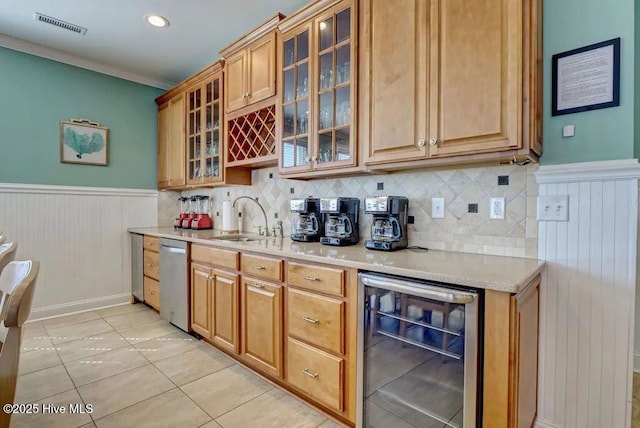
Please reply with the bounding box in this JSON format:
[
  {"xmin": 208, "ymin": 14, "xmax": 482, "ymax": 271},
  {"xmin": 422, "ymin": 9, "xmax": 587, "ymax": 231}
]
[{"xmin": 129, "ymin": 227, "xmax": 546, "ymax": 294}]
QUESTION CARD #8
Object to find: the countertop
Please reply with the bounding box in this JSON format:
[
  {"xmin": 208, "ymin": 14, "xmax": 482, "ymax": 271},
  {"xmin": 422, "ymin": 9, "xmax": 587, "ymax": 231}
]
[{"xmin": 129, "ymin": 227, "xmax": 545, "ymax": 293}]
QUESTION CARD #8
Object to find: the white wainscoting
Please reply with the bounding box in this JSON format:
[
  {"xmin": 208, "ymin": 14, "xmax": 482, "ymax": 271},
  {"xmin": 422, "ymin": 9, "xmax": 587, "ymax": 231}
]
[
  {"xmin": 535, "ymin": 159, "xmax": 640, "ymax": 428},
  {"xmin": 0, "ymin": 183, "xmax": 158, "ymax": 319}
]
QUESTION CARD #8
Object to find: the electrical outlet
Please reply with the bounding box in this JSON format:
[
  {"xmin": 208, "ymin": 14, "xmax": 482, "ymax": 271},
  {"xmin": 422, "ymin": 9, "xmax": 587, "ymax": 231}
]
[
  {"xmin": 489, "ymin": 197, "xmax": 505, "ymax": 220},
  {"xmin": 537, "ymin": 195, "xmax": 569, "ymax": 221},
  {"xmin": 498, "ymin": 175, "xmax": 509, "ymax": 186},
  {"xmin": 431, "ymin": 197, "xmax": 445, "ymax": 219},
  {"xmin": 377, "ymin": 182, "xmax": 384, "ymax": 190},
  {"xmin": 290, "ymin": 187, "xmax": 295, "ymax": 194},
  {"xmin": 407, "ymin": 215, "xmax": 415, "ymax": 224},
  {"xmin": 468, "ymin": 203, "xmax": 478, "ymax": 213},
  {"xmin": 269, "ymin": 172, "xmax": 274, "ymax": 179}
]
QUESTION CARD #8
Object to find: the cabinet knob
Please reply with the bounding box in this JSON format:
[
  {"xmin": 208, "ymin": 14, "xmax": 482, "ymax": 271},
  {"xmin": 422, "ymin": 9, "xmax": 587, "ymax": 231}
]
[
  {"xmin": 251, "ymin": 283, "xmax": 265, "ymax": 289},
  {"xmin": 207, "ymin": 275, "xmax": 213, "ymax": 280},
  {"xmin": 417, "ymin": 139, "xmax": 425, "ymax": 147},
  {"xmin": 429, "ymin": 137, "xmax": 438, "ymax": 146},
  {"xmin": 311, "ymin": 155, "xmax": 317, "ymax": 162}
]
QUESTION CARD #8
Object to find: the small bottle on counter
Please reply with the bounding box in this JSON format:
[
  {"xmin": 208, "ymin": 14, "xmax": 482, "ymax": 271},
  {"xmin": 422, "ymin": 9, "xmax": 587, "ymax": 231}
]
[{"xmin": 238, "ymin": 212, "xmax": 243, "ymax": 233}]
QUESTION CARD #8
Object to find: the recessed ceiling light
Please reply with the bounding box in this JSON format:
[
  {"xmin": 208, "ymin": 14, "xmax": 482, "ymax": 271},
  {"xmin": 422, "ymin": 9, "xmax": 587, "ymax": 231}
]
[{"xmin": 144, "ymin": 14, "xmax": 169, "ymax": 28}]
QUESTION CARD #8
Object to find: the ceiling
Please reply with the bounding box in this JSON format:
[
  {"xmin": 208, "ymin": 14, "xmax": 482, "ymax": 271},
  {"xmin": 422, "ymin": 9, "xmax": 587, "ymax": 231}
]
[{"xmin": 0, "ymin": 0, "xmax": 309, "ymax": 89}]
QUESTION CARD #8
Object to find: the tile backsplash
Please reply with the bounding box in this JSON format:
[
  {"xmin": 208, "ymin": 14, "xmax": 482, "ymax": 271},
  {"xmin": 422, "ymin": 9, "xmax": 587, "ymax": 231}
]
[{"xmin": 158, "ymin": 163, "xmax": 538, "ymax": 258}]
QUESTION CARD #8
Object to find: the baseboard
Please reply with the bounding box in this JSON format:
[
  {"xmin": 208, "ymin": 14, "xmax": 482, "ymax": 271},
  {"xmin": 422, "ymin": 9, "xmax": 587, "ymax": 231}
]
[
  {"xmin": 29, "ymin": 293, "xmax": 132, "ymax": 321},
  {"xmin": 535, "ymin": 417, "xmax": 562, "ymax": 428}
]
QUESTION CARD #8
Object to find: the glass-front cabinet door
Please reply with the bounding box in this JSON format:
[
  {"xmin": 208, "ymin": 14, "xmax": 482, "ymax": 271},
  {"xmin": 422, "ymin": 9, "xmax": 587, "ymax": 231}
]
[
  {"xmin": 314, "ymin": 5, "xmax": 355, "ymax": 170},
  {"xmin": 280, "ymin": 26, "xmax": 312, "ymax": 173},
  {"xmin": 279, "ymin": 0, "xmax": 356, "ymax": 175},
  {"xmin": 187, "ymin": 73, "xmax": 223, "ymax": 185}
]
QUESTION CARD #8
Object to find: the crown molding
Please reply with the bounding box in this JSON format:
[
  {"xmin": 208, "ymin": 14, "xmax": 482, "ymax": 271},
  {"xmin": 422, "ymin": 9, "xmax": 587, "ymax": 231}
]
[
  {"xmin": 535, "ymin": 159, "xmax": 640, "ymax": 184},
  {"xmin": 0, "ymin": 34, "xmax": 174, "ymax": 89},
  {"xmin": 0, "ymin": 182, "xmax": 158, "ymax": 197}
]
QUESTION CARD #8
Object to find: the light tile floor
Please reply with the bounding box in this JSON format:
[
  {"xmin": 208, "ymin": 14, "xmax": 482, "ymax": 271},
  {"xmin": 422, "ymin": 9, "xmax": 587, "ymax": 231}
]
[{"xmin": 11, "ymin": 304, "xmax": 344, "ymax": 428}]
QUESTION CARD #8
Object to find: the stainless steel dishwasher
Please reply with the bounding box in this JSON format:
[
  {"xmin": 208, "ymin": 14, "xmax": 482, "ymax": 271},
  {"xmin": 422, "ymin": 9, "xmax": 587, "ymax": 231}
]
[
  {"xmin": 357, "ymin": 272, "xmax": 480, "ymax": 428},
  {"xmin": 159, "ymin": 238, "xmax": 189, "ymax": 332}
]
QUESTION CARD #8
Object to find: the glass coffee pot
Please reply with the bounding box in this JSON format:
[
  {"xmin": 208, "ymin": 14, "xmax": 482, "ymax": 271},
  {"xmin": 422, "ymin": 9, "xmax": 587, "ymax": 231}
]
[
  {"xmin": 371, "ymin": 217, "xmax": 401, "ymax": 242},
  {"xmin": 292, "ymin": 213, "xmax": 319, "ymax": 236},
  {"xmin": 325, "ymin": 214, "xmax": 353, "ymax": 238}
]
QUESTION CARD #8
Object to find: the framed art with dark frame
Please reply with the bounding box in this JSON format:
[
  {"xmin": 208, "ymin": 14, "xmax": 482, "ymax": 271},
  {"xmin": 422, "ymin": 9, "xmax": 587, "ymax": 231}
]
[{"xmin": 552, "ymin": 37, "xmax": 620, "ymax": 116}]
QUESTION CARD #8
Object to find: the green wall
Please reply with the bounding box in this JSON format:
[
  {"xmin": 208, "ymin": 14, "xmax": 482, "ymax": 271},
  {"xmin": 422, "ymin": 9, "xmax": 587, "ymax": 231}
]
[
  {"xmin": 541, "ymin": 0, "xmax": 636, "ymax": 164},
  {"xmin": 0, "ymin": 47, "xmax": 165, "ymax": 189}
]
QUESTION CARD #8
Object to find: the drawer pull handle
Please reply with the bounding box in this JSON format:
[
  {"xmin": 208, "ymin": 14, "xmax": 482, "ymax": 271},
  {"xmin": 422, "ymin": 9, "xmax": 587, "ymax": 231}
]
[
  {"xmin": 252, "ymin": 265, "xmax": 266, "ymax": 270},
  {"xmin": 251, "ymin": 283, "xmax": 265, "ymax": 289},
  {"xmin": 302, "ymin": 316, "xmax": 319, "ymax": 324},
  {"xmin": 303, "ymin": 275, "xmax": 319, "ymax": 281},
  {"xmin": 146, "ymin": 264, "xmax": 154, "ymax": 268},
  {"xmin": 207, "ymin": 275, "xmax": 213, "ymax": 280},
  {"xmin": 302, "ymin": 368, "xmax": 318, "ymax": 378}
]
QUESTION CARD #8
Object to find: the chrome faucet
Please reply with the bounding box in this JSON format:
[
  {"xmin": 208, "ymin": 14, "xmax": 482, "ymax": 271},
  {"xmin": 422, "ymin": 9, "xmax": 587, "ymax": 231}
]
[{"xmin": 232, "ymin": 196, "xmax": 269, "ymax": 236}]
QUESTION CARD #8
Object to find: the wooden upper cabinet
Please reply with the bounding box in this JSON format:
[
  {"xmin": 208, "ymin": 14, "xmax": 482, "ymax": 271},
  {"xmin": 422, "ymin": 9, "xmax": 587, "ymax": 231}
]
[
  {"xmin": 278, "ymin": 0, "xmax": 358, "ymax": 176},
  {"xmin": 361, "ymin": 0, "xmax": 429, "ymax": 164},
  {"xmin": 428, "ymin": 0, "xmax": 522, "ymax": 157},
  {"xmin": 361, "ymin": 0, "xmax": 540, "ymax": 167},
  {"xmin": 186, "ymin": 66, "xmax": 224, "ymax": 185},
  {"xmin": 221, "ymin": 14, "xmax": 283, "ymax": 114},
  {"xmin": 225, "ymin": 50, "xmax": 247, "ymax": 113},
  {"xmin": 247, "ymin": 33, "xmax": 277, "ymax": 104},
  {"xmin": 157, "ymin": 94, "xmax": 186, "ymax": 189}
]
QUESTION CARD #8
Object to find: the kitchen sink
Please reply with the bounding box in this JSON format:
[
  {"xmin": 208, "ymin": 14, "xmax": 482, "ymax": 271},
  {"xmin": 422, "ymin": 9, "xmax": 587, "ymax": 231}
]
[{"xmin": 209, "ymin": 235, "xmax": 264, "ymax": 242}]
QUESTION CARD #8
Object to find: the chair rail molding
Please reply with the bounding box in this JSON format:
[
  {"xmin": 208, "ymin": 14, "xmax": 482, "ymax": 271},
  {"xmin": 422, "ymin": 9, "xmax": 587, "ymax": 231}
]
[{"xmin": 535, "ymin": 158, "xmax": 639, "ymax": 428}]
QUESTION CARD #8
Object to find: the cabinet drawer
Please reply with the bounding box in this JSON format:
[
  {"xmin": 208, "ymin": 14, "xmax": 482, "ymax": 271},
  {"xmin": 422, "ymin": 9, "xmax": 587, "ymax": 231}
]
[
  {"xmin": 242, "ymin": 254, "xmax": 283, "ymax": 282},
  {"xmin": 143, "ymin": 236, "xmax": 160, "ymax": 252},
  {"xmin": 288, "ymin": 288, "xmax": 344, "ymax": 355},
  {"xmin": 287, "ymin": 338, "xmax": 344, "ymax": 411},
  {"xmin": 288, "ymin": 262, "xmax": 345, "ymax": 297},
  {"xmin": 191, "ymin": 244, "xmax": 239, "ymax": 271},
  {"xmin": 144, "ymin": 250, "xmax": 160, "ymax": 280},
  {"xmin": 144, "ymin": 277, "xmax": 159, "ymax": 310}
]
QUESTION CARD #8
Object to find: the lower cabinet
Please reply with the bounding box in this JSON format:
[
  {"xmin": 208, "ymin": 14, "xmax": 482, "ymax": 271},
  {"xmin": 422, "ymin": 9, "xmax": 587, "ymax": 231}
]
[
  {"xmin": 189, "ymin": 261, "xmax": 239, "ymax": 354},
  {"xmin": 211, "ymin": 269, "xmax": 240, "ymax": 353},
  {"xmin": 190, "ymin": 263, "xmax": 212, "ymax": 338},
  {"xmin": 241, "ymin": 277, "xmax": 283, "ymax": 378}
]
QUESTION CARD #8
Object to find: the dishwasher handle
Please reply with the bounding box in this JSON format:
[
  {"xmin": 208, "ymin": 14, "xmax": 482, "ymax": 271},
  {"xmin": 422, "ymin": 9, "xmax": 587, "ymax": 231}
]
[
  {"xmin": 160, "ymin": 245, "xmax": 186, "ymax": 255},
  {"xmin": 359, "ymin": 273, "xmax": 475, "ymax": 304}
]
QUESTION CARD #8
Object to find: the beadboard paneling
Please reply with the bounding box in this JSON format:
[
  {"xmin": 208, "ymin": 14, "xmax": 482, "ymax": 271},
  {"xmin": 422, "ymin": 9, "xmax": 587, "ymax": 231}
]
[
  {"xmin": 0, "ymin": 183, "xmax": 157, "ymax": 319},
  {"xmin": 536, "ymin": 165, "xmax": 638, "ymax": 428}
]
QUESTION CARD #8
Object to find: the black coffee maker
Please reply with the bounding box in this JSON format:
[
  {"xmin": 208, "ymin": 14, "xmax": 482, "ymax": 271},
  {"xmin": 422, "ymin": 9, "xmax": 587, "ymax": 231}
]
[
  {"xmin": 364, "ymin": 196, "xmax": 409, "ymax": 251},
  {"xmin": 320, "ymin": 197, "xmax": 360, "ymax": 246},
  {"xmin": 290, "ymin": 198, "xmax": 324, "ymax": 242}
]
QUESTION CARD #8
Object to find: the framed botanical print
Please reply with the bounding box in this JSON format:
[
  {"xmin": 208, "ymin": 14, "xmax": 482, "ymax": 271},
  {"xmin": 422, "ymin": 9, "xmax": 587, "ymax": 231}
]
[{"xmin": 60, "ymin": 120, "xmax": 109, "ymax": 166}]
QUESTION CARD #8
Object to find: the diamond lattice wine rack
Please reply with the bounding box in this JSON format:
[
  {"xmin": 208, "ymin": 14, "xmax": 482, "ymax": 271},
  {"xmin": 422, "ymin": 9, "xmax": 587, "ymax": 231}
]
[{"xmin": 226, "ymin": 105, "xmax": 277, "ymax": 167}]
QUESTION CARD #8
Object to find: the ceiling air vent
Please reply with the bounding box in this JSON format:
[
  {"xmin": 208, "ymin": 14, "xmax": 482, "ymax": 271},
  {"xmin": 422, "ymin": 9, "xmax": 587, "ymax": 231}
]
[{"xmin": 34, "ymin": 13, "xmax": 87, "ymax": 35}]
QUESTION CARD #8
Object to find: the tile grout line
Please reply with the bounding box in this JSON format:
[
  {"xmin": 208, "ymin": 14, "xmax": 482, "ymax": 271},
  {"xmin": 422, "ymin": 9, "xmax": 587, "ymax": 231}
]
[{"xmin": 210, "ymin": 387, "xmax": 275, "ymax": 424}]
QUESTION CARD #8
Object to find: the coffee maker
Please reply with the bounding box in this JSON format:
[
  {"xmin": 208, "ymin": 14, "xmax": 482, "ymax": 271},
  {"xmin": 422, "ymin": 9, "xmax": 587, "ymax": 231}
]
[
  {"xmin": 290, "ymin": 198, "xmax": 324, "ymax": 242},
  {"xmin": 320, "ymin": 197, "xmax": 360, "ymax": 246},
  {"xmin": 364, "ymin": 196, "xmax": 409, "ymax": 251},
  {"xmin": 191, "ymin": 195, "xmax": 213, "ymax": 230},
  {"xmin": 174, "ymin": 197, "xmax": 189, "ymax": 228}
]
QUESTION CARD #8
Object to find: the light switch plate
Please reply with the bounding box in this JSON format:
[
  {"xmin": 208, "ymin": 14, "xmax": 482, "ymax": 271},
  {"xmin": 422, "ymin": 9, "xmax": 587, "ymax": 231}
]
[
  {"xmin": 489, "ymin": 197, "xmax": 505, "ymax": 220},
  {"xmin": 563, "ymin": 125, "xmax": 575, "ymax": 138},
  {"xmin": 537, "ymin": 195, "xmax": 569, "ymax": 221},
  {"xmin": 431, "ymin": 197, "xmax": 445, "ymax": 219}
]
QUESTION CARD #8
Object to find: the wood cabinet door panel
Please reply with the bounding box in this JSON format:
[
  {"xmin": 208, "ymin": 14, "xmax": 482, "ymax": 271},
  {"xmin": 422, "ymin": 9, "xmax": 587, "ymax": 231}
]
[
  {"xmin": 429, "ymin": 0, "xmax": 521, "ymax": 157},
  {"xmin": 247, "ymin": 33, "xmax": 276, "ymax": 104},
  {"xmin": 143, "ymin": 250, "xmax": 159, "ymax": 281},
  {"xmin": 225, "ymin": 51, "xmax": 247, "ymax": 113},
  {"xmin": 190, "ymin": 263, "xmax": 211, "ymax": 337},
  {"xmin": 363, "ymin": 0, "xmax": 429, "ymax": 164},
  {"xmin": 168, "ymin": 94, "xmax": 186, "ymax": 186},
  {"xmin": 241, "ymin": 278, "xmax": 282, "ymax": 378},
  {"xmin": 287, "ymin": 338, "xmax": 344, "ymax": 411},
  {"xmin": 288, "ymin": 288, "xmax": 344, "ymax": 355},
  {"xmin": 514, "ymin": 283, "xmax": 539, "ymax": 427},
  {"xmin": 143, "ymin": 236, "xmax": 160, "ymax": 252},
  {"xmin": 157, "ymin": 104, "xmax": 170, "ymax": 188},
  {"xmin": 143, "ymin": 276, "xmax": 160, "ymax": 310},
  {"xmin": 212, "ymin": 270, "xmax": 239, "ymax": 353}
]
